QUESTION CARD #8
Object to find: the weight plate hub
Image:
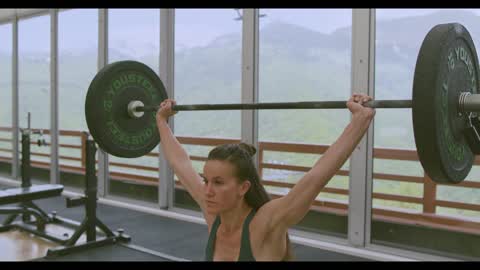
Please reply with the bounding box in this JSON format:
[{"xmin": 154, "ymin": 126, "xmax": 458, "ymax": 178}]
[
  {"xmin": 85, "ymin": 61, "xmax": 168, "ymax": 158},
  {"xmin": 413, "ymin": 23, "xmax": 480, "ymax": 184}
]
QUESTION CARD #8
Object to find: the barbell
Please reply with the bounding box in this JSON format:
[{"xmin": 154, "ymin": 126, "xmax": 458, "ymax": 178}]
[{"xmin": 85, "ymin": 23, "xmax": 480, "ymax": 185}]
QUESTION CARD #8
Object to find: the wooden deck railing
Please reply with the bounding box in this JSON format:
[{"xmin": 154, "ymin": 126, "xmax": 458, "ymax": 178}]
[{"xmin": 0, "ymin": 126, "xmax": 479, "ymax": 234}]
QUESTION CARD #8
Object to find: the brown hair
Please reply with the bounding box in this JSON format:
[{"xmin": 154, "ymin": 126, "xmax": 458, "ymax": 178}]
[{"xmin": 208, "ymin": 143, "xmax": 294, "ymax": 261}]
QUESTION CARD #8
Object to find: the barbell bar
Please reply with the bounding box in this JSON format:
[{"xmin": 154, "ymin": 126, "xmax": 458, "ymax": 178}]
[
  {"xmin": 129, "ymin": 100, "xmax": 414, "ymax": 116},
  {"xmin": 129, "ymin": 94, "xmax": 480, "ymax": 115}
]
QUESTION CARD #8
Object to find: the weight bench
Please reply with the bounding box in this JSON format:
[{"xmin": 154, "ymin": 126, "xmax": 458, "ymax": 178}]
[
  {"xmin": 0, "ymin": 184, "xmax": 64, "ymax": 236},
  {"xmin": 0, "ymin": 129, "xmax": 130, "ymax": 259},
  {"xmin": 0, "ymin": 184, "xmax": 64, "ymax": 206}
]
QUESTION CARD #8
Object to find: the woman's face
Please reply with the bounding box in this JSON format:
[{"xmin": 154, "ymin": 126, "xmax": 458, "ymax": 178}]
[{"xmin": 202, "ymin": 160, "xmax": 250, "ymax": 215}]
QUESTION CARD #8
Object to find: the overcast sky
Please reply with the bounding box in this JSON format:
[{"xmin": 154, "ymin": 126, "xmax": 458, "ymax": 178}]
[{"xmin": 1, "ymin": 9, "xmax": 480, "ymax": 53}]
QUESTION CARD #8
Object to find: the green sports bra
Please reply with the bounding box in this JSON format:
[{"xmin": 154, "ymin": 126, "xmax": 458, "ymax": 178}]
[{"xmin": 205, "ymin": 209, "xmax": 256, "ymax": 261}]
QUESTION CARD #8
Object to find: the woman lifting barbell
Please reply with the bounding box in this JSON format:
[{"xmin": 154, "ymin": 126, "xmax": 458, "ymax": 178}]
[{"xmin": 155, "ymin": 93, "xmax": 375, "ymax": 261}]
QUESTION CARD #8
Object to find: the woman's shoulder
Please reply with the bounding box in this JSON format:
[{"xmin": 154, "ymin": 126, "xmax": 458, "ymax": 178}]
[
  {"xmin": 250, "ymin": 202, "xmax": 287, "ymax": 237},
  {"xmin": 249, "ymin": 206, "xmax": 289, "ymax": 260}
]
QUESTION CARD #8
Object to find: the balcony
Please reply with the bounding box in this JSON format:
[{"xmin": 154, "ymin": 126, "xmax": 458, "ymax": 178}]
[{"xmin": 0, "ymin": 126, "xmax": 479, "ymax": 258}]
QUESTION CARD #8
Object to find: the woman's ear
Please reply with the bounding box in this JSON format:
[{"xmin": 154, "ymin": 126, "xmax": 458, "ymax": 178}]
[{"xmin": 240, "ymin": 180, "xmax": 251, "ymax": 196}]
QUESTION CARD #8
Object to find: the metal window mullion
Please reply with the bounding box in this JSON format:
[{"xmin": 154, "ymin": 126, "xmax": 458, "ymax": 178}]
[
  {"xmin": 97, "ymin": 9, "xmax": 109, "ymax": 197},
  {"xmin": 348, "ymin": 8, "xmax": 375, "ymax": 247},
  {"xmin": 50, "ymin": 9, "xmax": 59, "ymax": 184},
  {"xmin": 241, "ymin": 9, "xmax": 259, "ymax": 167},
  {"xmin": 366, "ymin": 10, "xmax": 376, "ymax": 246},
  {"xmin": 159, "ymin": 9, "xmax": 175, "ymax": 209},
  {"xmin": 11, "ymin": 16, "xmax": 19, "ymax": 180}
]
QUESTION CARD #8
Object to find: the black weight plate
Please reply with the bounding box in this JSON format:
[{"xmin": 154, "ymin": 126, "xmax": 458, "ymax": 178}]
[
  {"xmin": 85, "ymin": 61, "xmax": 168, "ymax": 158},
  {"xmin": 413, "ymin": 23, "xmax": 480, "ymax": 184}
]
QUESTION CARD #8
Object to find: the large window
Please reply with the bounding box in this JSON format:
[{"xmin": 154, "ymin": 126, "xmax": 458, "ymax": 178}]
[
  {"xmin": 58, "ymin": 9, "xmax": 98, "ymax": 188},
  {"xmin": 108, "ymin": 9, "xmax": 160, "ymax": 204},
  {"xmin": 0, "ymin": 23, "xmax": 12, "ymax": 177},
  {"xmin": 19, "ymin": 15, "xmax": 50, "ymax": 181},
  {"xmin": 174, "ymin": 9, "xmax": 243, "ymax": 209},
  {"xmin": 258, "ymin": 9, "xmax": 352, "ymax": 237},
  {"xmin": 373, "ymin": 9, "xmax": 480, "ymax": 259}
]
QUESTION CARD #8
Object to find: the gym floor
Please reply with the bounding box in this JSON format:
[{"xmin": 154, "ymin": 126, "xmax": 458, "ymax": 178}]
[{"xmin": 0, "ymin": 184, "xmax": 370, "ymax": 261}]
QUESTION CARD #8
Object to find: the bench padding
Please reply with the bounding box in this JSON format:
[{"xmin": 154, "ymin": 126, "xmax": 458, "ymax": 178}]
[{"xmin": 0, "ymin": 184, "xmax": 64, "ymax": 205}]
